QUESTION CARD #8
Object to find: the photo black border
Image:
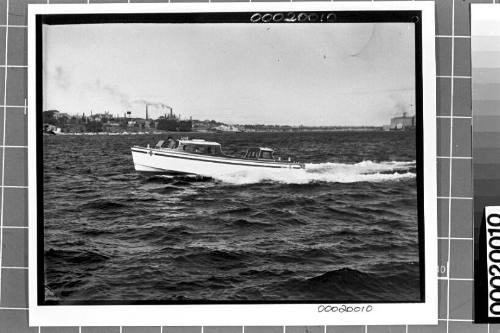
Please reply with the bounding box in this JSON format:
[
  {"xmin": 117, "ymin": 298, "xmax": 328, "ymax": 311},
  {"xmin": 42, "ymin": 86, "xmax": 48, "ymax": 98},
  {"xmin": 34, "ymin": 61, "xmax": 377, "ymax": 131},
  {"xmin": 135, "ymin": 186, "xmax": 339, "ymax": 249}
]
[{"xmin": 36, "ymin": 10, "xmax": 425, "ymax": 306}]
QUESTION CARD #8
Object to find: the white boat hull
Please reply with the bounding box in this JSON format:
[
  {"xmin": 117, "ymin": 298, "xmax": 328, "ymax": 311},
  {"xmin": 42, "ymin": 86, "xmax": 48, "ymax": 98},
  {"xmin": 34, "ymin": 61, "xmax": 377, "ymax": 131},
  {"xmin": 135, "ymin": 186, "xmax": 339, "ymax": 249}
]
[{"xmin": 131, "ymin": 147, "xmax": 303, "ymax": 177}]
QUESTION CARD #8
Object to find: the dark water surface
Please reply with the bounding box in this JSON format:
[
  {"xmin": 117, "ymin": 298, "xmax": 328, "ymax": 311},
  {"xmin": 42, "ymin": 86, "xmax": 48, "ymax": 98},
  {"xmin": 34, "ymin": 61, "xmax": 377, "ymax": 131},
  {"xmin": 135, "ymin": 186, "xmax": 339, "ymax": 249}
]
[{"xmin": 43, "ymin": 131, "xmax": 420, "ymax": 303}]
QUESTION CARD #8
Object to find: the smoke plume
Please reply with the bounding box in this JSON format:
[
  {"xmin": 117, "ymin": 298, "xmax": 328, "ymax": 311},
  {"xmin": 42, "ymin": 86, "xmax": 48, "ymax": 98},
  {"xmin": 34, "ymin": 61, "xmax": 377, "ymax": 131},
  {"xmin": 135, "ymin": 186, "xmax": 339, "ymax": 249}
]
[
  {"xmin": 52, "ymin": 66, "xmax": 71, "ymax": 90},
  {"xmin": 132, "ymin": 99, "xmax": 172, "ymax": 110}
]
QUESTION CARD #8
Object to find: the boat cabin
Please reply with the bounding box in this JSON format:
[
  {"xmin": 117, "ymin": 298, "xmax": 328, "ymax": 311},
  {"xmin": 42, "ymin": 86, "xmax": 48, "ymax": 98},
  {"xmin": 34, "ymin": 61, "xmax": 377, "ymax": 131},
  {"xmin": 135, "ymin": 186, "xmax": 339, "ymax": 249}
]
[
  {"xmin": 155, "ymin": 138, "xmax": 222, "ymax": 155},
  {"xmin": 244, "ymin": 147, "xmax": 275, "ymax": 160},
  {"xmin": 153, "ymin": 138, "xmax": 276, "ymax": 160}
]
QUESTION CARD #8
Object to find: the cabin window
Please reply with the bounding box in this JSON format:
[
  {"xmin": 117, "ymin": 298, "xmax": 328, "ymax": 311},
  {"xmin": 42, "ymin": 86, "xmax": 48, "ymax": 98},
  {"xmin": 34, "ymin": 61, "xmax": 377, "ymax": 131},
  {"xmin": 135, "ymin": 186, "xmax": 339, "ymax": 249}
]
[
  {"xmin": 182, "ymin": 144, "xmax": 220, "ymax": 155},
  {"xmin": 260, "ymin": 151, "xmax": 273, "ymax": 159},
  {"xmin": 182, "ymin": 144, "xmax": 199, "ymax": 153},
  {"xmin": 192, "ymin": 145, "xmax": 203, "ymax": 153},
  {"xmin": 207, "ymin": 146, "xmax": 222, "ymax": 155}
]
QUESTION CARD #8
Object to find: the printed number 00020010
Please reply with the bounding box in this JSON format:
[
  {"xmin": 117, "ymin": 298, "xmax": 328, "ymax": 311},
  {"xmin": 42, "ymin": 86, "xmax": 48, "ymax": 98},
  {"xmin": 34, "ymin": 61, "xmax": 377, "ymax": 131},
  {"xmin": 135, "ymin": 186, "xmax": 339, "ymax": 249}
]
[
  {"xmin": 487, "ymin": 209, "xmax": 500, "ymax": 316},
  {"xmin": 250, "ymin": 12, "xmax": 336, "ymax": 23},
  {"xmin": 317, "ymin": 305, "xmax": 373, "ymax": 313}
]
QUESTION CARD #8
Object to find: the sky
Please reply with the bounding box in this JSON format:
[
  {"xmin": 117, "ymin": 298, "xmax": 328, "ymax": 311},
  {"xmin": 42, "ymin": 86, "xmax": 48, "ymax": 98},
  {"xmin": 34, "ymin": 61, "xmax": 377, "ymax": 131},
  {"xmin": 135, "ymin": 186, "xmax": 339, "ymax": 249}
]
[{"xmin": 43, "ymin": 22, "xmax": 415, "ymax": 126}]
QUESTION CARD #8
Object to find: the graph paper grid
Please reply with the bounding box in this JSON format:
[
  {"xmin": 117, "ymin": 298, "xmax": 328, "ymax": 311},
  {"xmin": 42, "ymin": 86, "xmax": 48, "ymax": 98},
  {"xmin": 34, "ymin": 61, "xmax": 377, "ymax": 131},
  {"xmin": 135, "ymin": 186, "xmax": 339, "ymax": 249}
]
[{"xmin": 0, "ymin": 0, "xmax": 493, "ymax": 332}]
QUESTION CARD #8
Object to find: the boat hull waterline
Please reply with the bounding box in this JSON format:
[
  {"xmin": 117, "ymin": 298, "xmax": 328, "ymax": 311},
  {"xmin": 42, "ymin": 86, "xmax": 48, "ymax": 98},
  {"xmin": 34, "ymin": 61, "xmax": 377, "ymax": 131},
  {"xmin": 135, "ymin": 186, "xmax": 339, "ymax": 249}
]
[{"xmin": 131, "ymin": 147, "xmax": 304, "ymax": 176}]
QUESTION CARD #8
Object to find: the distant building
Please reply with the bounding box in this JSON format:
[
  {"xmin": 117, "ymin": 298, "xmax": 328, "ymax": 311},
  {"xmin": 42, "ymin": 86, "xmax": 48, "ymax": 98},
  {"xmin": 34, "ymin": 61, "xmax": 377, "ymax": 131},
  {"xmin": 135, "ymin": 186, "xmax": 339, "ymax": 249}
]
[
  {"xmin": 213, "ymin": 124, "xmax": 240, "ymax": 132},
  {"xmin": 43, "ymin": 110, "xmax": 60, "ymax": 124},
  {"xmin": 133, "ymin": 119, "xmax": 152, "ymax": 130},
  {"xmin": 390, "ymin": 112, "xmax": 415, "ymax": 130},
  {"xmin": 45, "ymin": 110, "xmax": 59, "ymax": 117},
  {"xmin": 156, "ymin": 108, "xmax": 192, "ymax": 132},
  {"xmin": 42, "ymin": 124, "xmax": 61, "ymax": 134},
  {"xmin": 64, "ymin": 124, "xmax": 86, "ymax": 133},
  {"xmin": 102, "ymin": 122, "xmax": 122, "ymax": 133}
]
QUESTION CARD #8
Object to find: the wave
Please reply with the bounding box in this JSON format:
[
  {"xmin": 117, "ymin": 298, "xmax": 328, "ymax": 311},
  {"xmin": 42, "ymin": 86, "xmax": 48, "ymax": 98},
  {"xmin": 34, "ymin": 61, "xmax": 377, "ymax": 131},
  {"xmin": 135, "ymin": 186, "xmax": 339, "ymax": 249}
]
[
  {"xmin": 271, "ymin": 261, "xmax": 420, "ymax": 301},
  {"xmin": 45, "ymin": 248, "xmax": 110, "ymax": 265},
  {"xmin": 144, "ymin": 174, "xmax": 211, "ymax": 184},
  {"xmin": 213, "ymin": 160, "xmax": 416, "ymax": 185},
  {"xmin": 147, "ymin": 185, "xmax": 182, "ymax": 194},
  {"xmin": 79, "ymin": 199, "xmax": 128, "ymax": 210}
]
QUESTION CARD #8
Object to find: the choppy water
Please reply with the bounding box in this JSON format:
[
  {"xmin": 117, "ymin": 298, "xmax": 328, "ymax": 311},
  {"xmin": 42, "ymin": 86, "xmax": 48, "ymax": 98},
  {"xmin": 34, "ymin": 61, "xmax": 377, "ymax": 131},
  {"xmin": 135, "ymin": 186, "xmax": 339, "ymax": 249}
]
[{"xmin": 43, "ymin": 131, "xmax": 420, "ymax": 303}]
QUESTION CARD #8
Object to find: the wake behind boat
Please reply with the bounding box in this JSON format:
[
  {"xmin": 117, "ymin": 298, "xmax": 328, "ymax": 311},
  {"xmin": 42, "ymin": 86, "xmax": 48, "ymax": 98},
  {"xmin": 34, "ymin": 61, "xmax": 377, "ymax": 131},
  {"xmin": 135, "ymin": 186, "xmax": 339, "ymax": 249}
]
[{"xmin": 131, "ymin": 137, "xmax": 305, "ymax": 176}]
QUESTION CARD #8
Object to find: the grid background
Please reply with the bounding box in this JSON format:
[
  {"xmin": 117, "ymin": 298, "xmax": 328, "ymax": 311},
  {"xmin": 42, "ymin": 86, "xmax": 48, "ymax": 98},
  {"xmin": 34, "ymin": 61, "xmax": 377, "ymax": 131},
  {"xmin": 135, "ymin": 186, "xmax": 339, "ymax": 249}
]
[{"xmin": 0, "ymin": 0, "xmax": 495, "ymax": 332}]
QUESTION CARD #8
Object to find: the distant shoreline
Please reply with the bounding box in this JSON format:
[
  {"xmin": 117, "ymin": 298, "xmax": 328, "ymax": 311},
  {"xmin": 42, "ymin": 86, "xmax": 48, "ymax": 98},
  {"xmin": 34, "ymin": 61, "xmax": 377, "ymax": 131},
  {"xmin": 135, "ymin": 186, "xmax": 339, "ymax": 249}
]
[{"xmin": 44, "ymin": 128, "xmax": 416, "ymax": 136}]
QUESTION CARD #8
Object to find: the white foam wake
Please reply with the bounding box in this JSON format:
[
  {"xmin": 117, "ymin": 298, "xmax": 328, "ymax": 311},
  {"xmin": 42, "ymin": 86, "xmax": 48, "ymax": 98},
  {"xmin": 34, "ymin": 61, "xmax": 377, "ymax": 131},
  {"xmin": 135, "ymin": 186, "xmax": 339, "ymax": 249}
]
[{"xmin": 213, "ymin": 160, "xmax": 416, "ymax": 185}]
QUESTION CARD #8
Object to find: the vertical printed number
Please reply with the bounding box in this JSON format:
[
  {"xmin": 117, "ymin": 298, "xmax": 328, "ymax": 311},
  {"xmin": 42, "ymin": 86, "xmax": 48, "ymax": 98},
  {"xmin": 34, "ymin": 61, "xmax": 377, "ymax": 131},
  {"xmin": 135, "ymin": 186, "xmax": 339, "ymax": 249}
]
[{"xmin": 487, "ymin": 210, "xmax": 500, "ymax": 316}]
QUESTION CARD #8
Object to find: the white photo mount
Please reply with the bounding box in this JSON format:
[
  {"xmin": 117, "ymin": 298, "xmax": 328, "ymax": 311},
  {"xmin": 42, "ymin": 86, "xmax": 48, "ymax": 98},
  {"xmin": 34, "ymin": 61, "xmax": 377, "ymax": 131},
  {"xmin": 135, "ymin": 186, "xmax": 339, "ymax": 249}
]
[{"xmin": 28, "ymin": 1, "xmax": 437, "ymax": 327}]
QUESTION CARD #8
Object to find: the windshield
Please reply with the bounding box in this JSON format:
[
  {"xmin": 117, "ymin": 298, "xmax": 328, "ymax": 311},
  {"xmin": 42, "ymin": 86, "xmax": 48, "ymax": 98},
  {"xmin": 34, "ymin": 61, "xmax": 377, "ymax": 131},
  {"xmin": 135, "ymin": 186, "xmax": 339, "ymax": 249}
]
[{"xmin": 260, "ymin": 150, "xmax": 273, "ymax": 159}]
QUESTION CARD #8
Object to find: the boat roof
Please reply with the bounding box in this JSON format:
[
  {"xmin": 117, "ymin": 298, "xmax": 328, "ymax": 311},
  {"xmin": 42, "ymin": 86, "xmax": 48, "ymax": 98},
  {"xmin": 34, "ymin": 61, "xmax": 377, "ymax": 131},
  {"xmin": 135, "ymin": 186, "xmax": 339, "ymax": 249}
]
[
  {"xmin": 178, "ymin": 139, "xmax": 221, "ymax": 146},
  {"xmin": 247, "ymin": 147, "xmax": 274, "ymax": 151}
]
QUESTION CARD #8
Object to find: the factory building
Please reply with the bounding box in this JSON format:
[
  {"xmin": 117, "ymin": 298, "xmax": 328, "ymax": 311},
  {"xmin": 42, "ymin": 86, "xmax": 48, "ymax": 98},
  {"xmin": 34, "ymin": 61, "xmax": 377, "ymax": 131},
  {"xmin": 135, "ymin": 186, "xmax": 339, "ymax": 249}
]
[{"xmin": 390, "ymin": 112, "xmax": 415, "ymax": 130}]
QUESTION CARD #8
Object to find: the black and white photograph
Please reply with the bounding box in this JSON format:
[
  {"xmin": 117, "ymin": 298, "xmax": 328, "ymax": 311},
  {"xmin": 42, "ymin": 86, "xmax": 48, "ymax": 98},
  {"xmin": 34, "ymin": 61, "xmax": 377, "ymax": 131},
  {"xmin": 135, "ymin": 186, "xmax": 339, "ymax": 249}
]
[{"xmin": 28, "ymin": 2, "xmax": 437, "ymax": 326}]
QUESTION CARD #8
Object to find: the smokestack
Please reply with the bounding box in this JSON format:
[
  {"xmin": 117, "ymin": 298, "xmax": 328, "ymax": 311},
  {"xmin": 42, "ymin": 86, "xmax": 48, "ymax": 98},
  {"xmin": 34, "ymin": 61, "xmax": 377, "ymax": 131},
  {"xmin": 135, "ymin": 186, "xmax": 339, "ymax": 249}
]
[
  {"xmin": 146, "ymin": 104, "xmax": 149, "ymax": 120},
  {"xmin": 170, "ymin": 107, "xmax": 173, "ymax": 117}
]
